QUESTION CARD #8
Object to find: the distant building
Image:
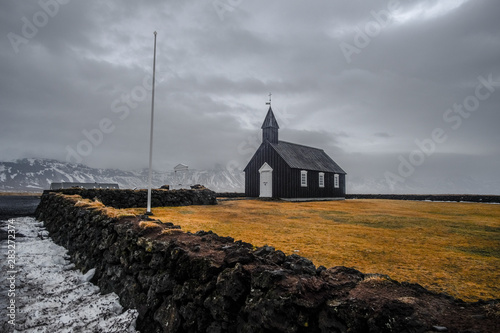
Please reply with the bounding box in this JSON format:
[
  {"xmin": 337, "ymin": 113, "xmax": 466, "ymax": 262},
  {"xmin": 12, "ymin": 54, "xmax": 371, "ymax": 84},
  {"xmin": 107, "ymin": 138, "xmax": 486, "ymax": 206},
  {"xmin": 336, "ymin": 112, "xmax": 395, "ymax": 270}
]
[
  {"xmin": 171, "ymin": 164, "xmax": 195, "ymax": 190},
  {"xmin": 174, "ymin": 164, "xmax": 189, "ymax": 173},
  {"xmin": 244, "ymin": 106, "xmax": 346, "ymax": 199},
  {"xmin": 50, "ymin": 182, "xmax": 119, "ymax": 190}
]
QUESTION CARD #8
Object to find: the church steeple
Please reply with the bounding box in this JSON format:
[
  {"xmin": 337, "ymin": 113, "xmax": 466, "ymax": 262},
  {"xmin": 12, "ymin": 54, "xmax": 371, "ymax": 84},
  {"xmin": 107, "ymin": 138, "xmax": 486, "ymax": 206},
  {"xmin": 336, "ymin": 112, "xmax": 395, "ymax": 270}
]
[{"xmin": 261, "ymin": 106, "xmax": 279, "ymax": 144}]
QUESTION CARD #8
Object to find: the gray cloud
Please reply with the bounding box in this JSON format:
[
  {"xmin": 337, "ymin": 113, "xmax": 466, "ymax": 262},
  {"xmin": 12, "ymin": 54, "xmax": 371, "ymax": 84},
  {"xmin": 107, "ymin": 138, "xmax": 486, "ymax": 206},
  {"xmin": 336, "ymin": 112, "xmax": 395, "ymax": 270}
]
[{"xmin": 1, "ymin": 0, "xmax": 499, "ymax": 193}]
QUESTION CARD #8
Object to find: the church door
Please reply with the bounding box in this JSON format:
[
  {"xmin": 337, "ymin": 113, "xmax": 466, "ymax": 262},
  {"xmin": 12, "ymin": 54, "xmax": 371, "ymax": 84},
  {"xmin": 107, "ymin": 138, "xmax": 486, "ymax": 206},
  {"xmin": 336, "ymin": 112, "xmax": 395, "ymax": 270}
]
[{"xmin": 259, "ymin": 162, "xmax": 273, "ymax": 198}]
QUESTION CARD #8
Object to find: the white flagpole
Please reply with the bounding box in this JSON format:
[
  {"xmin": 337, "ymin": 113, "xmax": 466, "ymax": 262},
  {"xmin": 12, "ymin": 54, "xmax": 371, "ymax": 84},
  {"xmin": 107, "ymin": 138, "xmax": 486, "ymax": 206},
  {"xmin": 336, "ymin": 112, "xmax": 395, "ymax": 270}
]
[{"xmin": 146, "ymin": 31, "xmax": 157, "ymax": 215}]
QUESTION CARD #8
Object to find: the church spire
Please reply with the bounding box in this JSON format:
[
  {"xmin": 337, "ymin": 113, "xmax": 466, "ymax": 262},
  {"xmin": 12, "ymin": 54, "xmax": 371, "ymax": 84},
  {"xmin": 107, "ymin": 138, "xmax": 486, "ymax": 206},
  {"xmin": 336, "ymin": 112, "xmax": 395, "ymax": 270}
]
[
  {"xmin": 261, "ymin": 96, "xmax": 279, "ymax": 144},
  {"xmin": 261, "ymin": 107, "xmax": 279, "ymax": 130}
]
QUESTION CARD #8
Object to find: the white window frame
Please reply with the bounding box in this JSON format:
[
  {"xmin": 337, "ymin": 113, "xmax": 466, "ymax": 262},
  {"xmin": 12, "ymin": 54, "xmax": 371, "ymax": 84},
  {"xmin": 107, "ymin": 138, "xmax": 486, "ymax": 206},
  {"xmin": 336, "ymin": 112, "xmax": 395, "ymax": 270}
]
[
  {"xmin": 319, "ymin": 172, "xmax": 325, "ymax": 188},
  {"xmin": 334, "ymin": 174, "xmax": 339, "ymax": 188},
  {"xmin": 300, "ymin": 170, "xmax": 308, "ymax": 187}
]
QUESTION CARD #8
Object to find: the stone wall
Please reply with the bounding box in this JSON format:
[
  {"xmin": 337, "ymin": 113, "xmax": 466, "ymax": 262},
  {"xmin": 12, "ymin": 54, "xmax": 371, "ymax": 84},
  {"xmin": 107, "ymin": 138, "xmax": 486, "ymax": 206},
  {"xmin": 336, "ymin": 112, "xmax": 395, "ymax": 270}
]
[
  {"xmin": 45, "ymin": 188, "xmax": 217, "ymax": 208},
  {"xmin": 346, "ymin": 194, "xmax": 500, "ymax": 203},
  {"xmin": 216, "ymin": 192, "xmax": 247, "ymax": 198},
  {"xmin": 215, "ymin": 193, "xmax": 500, "ymax": 203},
  {"xmin": 34, "ymin": 192, "xmax": 497, "ymax": 333}
]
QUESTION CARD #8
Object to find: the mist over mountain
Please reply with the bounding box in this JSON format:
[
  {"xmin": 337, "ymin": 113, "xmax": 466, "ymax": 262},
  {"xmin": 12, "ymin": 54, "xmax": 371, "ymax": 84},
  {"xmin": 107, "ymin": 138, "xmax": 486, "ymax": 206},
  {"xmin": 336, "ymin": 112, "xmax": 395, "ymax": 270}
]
[
  {"xmin": 1, "ymin": 158, "xmax": 498, "ymax": 195},
  {"xmin": 0, "ymin": 158, "xmax": 244, "ymax": 193},
  {"xmin": 347, "ymin": 175, "xmax": 500, "ymax": 196}
]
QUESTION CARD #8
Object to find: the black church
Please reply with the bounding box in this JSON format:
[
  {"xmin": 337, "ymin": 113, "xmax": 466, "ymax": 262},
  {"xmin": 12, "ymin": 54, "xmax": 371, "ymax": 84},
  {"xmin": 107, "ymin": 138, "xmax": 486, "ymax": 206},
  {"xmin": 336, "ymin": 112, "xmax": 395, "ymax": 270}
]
[{"xmin": 244, "ymin": 106, "xmax": 346, "ymax": 199}]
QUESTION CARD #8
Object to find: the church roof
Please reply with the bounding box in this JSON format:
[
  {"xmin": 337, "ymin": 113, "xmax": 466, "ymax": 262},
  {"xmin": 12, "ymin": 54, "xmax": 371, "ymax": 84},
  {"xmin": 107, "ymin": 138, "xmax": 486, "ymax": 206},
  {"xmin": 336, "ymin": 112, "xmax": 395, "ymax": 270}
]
[
  {"xmin": 261, "ymin": 107, "xmax": 279, "ymax": 129},
  {"xmin": 174, "ymin": 163, "xmax": 189, "ymax": 171},
  {"xmin": 269, "ymin": 141, "xmax": 346, "ymax": 174}
]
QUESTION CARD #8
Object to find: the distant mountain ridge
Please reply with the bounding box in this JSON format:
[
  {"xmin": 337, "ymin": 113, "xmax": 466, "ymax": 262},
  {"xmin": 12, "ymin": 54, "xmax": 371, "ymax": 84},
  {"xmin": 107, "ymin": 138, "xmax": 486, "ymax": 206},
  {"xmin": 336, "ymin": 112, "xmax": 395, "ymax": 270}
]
[
  {"xmin": 0, "ymin": 158, "xmax": 245, "ymax": 193},
  {"xmin": 1, "ymin": 158, "xmax": 498, "ymax": 195}
]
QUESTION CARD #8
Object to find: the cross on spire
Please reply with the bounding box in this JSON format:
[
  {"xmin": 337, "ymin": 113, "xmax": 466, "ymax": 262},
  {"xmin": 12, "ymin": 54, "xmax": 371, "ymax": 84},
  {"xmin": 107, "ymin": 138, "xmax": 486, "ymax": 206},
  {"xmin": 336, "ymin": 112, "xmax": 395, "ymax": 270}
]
[{"xmin": 266, "ymin": 92, "xmax": 272, "ymax": 106}]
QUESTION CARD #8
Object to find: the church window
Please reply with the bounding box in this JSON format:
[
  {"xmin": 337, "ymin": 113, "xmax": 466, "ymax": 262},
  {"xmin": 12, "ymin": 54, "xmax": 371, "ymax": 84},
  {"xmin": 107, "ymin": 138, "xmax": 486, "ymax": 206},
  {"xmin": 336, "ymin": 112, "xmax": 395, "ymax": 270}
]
[{"xmin": 301, "ymin": 170, "xmax": 308, "ymax": 187}]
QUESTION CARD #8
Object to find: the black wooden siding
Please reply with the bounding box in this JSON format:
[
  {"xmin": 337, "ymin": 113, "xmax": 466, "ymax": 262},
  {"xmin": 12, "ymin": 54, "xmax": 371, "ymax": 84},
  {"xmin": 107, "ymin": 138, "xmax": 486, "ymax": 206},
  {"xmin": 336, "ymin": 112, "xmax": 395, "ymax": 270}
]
[
  {"xmin": 245, "ymin": 142, "xmax": 285, "ymax": 197},
  {"xmin": 245, "ymin": 142, "xmax": 346, "ymax": 198}
]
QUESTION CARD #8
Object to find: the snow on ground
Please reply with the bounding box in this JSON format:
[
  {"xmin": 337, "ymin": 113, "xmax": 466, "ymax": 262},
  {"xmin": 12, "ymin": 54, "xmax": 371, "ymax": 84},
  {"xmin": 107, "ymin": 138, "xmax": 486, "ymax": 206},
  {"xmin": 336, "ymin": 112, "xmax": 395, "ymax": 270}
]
[{"xmin": 0, "ymin": 217, "xmax": 139, "ymax": 333}]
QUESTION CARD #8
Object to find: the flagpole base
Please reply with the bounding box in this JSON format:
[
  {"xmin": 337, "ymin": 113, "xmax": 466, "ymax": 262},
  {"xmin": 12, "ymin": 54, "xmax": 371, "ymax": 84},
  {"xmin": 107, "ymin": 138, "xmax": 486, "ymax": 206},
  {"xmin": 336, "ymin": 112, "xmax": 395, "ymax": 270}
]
[{"xmin": 145, "ymin": 211, "xmax": 154, "ymax": 216}]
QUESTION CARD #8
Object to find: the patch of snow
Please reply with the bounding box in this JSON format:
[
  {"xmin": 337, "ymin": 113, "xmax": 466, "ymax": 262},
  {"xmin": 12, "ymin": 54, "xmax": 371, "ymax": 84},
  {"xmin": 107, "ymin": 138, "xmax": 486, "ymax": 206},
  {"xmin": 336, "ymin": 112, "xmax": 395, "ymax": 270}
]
[
  {"xmin": 51, "ymin": 167, "xmax": 74, "ymax": 182},
  {"xmin": 0, "ymin": 217, "xmax": 139, "ymax": 332},
  {"xmin": 25, "ymin": 185, "xmax": 42, "ymax": 189},
  {"xmin": 82, "ymin": 268, "xmax": 96, "ymax": 282}
]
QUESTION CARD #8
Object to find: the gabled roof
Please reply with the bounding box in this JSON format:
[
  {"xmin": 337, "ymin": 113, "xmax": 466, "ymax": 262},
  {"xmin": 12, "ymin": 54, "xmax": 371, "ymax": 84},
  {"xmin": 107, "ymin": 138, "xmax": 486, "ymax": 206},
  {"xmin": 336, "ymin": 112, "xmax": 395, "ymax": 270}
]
[
  {"xmin": 174, "ymin": 163, "xmax": 189, "ymax": 171},
  {"xmin": 270, "ymin": 141, "xmax": 346, "ymax": 174},
  {"xmin": 261, "ymin": 107, "xmax": 279, "ymax": 129}
]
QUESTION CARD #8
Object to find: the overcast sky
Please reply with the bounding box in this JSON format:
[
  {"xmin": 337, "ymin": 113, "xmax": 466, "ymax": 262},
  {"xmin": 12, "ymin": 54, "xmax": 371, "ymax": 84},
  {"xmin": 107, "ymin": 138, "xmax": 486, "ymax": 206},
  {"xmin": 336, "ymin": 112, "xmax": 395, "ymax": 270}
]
[{"xmin": 1, "ymin": 0, "xmax": 499, "ymax": 192}]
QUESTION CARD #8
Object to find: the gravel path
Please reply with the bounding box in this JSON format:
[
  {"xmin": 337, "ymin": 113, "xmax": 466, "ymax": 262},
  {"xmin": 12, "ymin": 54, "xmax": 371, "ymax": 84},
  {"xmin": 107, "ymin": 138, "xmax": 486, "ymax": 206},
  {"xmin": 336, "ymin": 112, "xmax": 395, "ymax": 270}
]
[
  {"xmin": 0, "ymin": 196, "xmax": 40, "ymax": 241},
  {"xmin": 0, "ymin": 217, "xmax": 138, "ymax": 332}
]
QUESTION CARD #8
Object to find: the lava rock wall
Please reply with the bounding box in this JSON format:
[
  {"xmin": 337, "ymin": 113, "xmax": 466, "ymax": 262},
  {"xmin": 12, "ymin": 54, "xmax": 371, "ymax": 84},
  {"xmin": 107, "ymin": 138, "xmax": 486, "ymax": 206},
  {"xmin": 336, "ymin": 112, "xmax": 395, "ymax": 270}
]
[
  {"xmin": 44, "ymin": 188, "xmax": 217, "ymax": 208},
  {"xmin": 34, "ymin": 192, "xmax": 497, "ymax": 333}
]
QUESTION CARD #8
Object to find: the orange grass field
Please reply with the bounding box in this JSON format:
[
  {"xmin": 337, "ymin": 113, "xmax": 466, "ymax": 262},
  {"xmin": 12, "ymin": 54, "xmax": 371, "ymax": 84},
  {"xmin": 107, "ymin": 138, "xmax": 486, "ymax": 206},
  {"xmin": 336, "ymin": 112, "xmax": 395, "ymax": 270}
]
[{"xmin": 126, "ymin": 199, "xmax": 500, "ymax": 301}]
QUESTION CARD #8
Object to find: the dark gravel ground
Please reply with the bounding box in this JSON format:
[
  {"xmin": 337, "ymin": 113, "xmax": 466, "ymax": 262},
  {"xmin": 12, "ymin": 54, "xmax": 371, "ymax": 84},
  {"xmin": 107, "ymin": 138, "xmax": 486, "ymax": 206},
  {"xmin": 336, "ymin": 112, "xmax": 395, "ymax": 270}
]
[{"xmin": 0, "ymin": 195, "xmax": 41, "ymax": 240}]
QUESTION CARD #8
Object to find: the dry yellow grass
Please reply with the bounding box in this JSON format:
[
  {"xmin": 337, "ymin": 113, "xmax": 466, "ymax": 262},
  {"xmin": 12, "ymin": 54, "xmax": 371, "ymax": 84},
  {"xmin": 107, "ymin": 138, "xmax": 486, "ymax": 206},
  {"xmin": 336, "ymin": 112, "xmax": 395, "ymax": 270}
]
[
  {"xmin": 70, "ymin": 195, "xmax": 136, "ymax": 219},
  {"xmin": 139, "ymin": 221, "xmax": 162, "ymax": 229},
  {"xmin": 124, "ymin": 199, "xmax": 499, "ymax": 301}
]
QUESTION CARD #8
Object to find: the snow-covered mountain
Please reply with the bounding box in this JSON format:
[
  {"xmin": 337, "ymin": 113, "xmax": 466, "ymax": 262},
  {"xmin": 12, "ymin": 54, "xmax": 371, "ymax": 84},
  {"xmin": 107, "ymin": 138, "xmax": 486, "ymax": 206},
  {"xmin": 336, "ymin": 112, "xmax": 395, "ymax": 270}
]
[
  {"xmin": 0, "ymin": 158, "xmax": 244, "ymax": 193},
  {"xmin": 1, "ymin": 158, "xmax": 497, "ymax": 195}
]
